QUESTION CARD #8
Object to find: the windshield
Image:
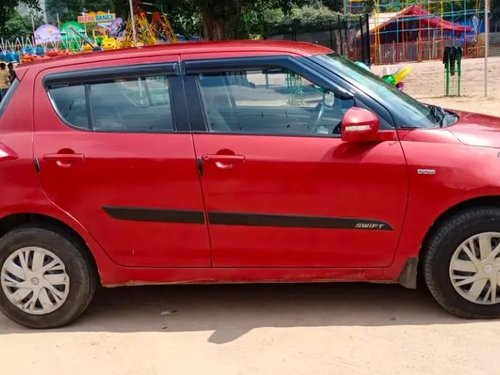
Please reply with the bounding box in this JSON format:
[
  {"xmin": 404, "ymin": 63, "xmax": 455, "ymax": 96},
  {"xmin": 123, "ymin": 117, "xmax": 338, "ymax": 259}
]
[{"xmin": 312, "ymin": 53, "xmax": 446, "ymax": 128}]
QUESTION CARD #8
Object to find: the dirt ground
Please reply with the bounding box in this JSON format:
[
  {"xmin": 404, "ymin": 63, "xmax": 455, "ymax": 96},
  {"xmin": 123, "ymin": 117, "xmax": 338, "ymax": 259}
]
[
  {"xmin": 2, "ymin": 284, "xmax": 500, "ymax": 374},
  {"xmin": 372, "ymin": 56, "xmax": 500, "ymax": 116},
  {"xmin": 1, "ymin": 57, "xmax": 500, "ymax": 375}
]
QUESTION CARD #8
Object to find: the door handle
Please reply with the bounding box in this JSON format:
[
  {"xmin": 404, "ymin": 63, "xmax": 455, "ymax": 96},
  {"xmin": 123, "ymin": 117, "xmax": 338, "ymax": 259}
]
[
  {"xmin": 43, "ymin": 153, "xmax": 85, "ymax": 167},
  {"xmin": 202, "ymin": 154, "xmax": 245, "ymax": 169},
  {"xmin": 202, "ymin": 154, "xmax": 245, "ymax": 162},
  {"xmin": 43, "ymin": 153, "xmax": 85, "ymax": 161}
]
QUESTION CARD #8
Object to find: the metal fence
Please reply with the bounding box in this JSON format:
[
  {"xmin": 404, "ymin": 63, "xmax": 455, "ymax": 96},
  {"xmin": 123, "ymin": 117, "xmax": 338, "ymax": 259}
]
[
  {"xmin": 264, "ymin": 15, "xmax": 500, "ymax": 65},
  {"xmin": 371, "ymin": 39, "xmax": 485, "ymax": 65},
  {"xmin": 264, "ymin": 15, "xmax": 371, "ymax": 66}
]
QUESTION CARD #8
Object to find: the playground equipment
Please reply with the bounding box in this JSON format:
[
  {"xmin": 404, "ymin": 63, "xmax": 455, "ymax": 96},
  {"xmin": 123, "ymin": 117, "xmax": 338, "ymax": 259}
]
[
  {"xmin": 369, "ymin": 0, "xmax": 482, "ymax": 64},
  {"xmin": 74, "ymin": 11, "xmax": 120, "ymax": 51},
  {"xmin": 1, "ymin": 2, "xmax": 179, "ymax": 65},
  {"xmin": 354, "ymin": 61, "xmax": 412, "ymax": 91},
  {"xmin": 286, "ymin": 72, "xmax": 306, "ymax": 106},
  {"xmin": 34, "ymin": 24, "xmax": 61, "ymax": 46},
  {"xmin": 92, "ymin": 26, "xmax": 118, "ymax": 50},
  {"xmin": 60, "ymin": 21, "xmax": 87, "ymax": 51},
  {"xmin": 68, "ymin": 25, "xmax": 101, "ymax": 52},
  {"xmin": 381, "ymin": 65, "xmax": 412, "ymax": 88},
  {"xmin": 120, "ymin": 0, "xmax": 178, "ymax": 47},
  {"xmin": 443, "ymin": 46, "xmax": 463, "ymax": 96},
  {"xmin": 121, "ymin": 7, "xmax": 178, "ymax": 47}
]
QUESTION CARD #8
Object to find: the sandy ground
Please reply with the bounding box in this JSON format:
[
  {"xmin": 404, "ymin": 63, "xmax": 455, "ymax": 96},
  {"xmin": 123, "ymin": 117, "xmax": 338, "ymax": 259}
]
[
  {"xmin": 2, "ymin": 283, "xmax": 500, "ymax": 375},
  {"xmin": 372, "ymin": 56, "xmax": 500, "ymax": 116},
  {"xmin": 1, "ymin": 58, "xmax": 500, "ymax": 375}
]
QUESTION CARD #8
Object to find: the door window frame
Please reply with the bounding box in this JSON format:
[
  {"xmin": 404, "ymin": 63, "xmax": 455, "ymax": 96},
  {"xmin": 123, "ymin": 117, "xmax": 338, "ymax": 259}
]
[
  {"xmin": 182, "ymin": 56, "xmax": 396, "ymax": 135},
  {"xmin": 43, "ymin": 62, "xmax": 190, "ymax": 133}
]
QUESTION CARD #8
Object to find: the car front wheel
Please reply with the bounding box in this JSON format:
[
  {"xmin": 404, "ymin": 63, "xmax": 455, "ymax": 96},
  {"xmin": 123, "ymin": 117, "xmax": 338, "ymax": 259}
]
[
  {"xmin": 0, "ymin": 226, "xmax": 96, "ymax": 328},
  {"xmin": 424, "ymin": 207, "xmax": 500, "ymax": 318}
]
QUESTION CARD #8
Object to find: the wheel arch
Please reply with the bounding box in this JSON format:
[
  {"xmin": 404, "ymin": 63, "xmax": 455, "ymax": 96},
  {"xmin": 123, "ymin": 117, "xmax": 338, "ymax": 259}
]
[
  {"xmin": 0, "ymin": 212, "xmax": 100, "ymax": 283},
  {"xmin": 421, "ymin": 196, "xmax": 500, "ymax": 252},
  {"xmin": 406, "ymin": 196, "xmax": 500, "ymax": 287}
]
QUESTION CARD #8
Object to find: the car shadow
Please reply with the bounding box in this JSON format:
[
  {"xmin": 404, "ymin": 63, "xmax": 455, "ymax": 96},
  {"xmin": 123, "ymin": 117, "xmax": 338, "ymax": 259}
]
[{"xmin": 0, "ymin": 283, "xmax": 482, "ymax": 344}]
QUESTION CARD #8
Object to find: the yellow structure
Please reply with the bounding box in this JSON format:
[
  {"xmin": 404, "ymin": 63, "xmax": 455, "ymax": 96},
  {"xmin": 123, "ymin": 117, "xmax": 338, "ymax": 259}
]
[{"xmin": 121, "ymin": 10, "xmax": 177, "ymax": 48}]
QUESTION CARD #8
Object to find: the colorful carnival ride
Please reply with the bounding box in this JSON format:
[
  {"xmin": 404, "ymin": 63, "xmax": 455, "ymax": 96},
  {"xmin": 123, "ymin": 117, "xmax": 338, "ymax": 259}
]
[{"xmin": 0, "ymin": 1, "xmax": 178, "ymax": 64}]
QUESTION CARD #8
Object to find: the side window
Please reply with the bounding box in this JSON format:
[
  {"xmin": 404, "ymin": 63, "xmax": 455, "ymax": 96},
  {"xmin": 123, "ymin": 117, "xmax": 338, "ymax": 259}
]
[
  {"xmin": 90, "ymin": 76, "xmax": 173, "ymax": 132},
  {"xmin": 49, "ymin": 74, "xmax": 174, "ymax": 132},
  {"xmin": 198, "ymin": 68, "xmax": 355, "ymax": 136},
  {"xmin": 0, "ymin": 79, "xmax": 20, "ymax": 118},
  {"xmin": 50, "ymin": 85, "xmax": 88, "ymax": 129}
]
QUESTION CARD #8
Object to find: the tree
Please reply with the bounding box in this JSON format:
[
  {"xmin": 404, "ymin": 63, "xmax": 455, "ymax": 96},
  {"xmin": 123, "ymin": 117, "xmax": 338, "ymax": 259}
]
[
  {"xmin": 3, "ymin": 10, "xmax": 43, "ymax": 39},
  {"xmin": 50, "ymin": 0, "xmax": 344, "ymax": 41},
  {"xmin": 323, "ymin": 0, "xmax": 344, "ymax": 13},
  {"xmin": 0, "ymin": 0, "xmax": 39, "ymax": 35},
  {"xmin": 144, "ymin": 0, "xmax": 308, "ymax": 40},
  {"xmin": 45, "ymin": 0, "xmax": 115, "ymax": 25},
  {"xmin": 323, "ymin": 0, "xmax": 374, "ymax": 14}
]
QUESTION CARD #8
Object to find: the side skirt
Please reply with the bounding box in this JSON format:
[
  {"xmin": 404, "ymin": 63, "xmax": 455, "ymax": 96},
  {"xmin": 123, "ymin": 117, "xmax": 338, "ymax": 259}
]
[{"xmin": 100, "ymin": 267, "xmax": 385, "ymax": 287}]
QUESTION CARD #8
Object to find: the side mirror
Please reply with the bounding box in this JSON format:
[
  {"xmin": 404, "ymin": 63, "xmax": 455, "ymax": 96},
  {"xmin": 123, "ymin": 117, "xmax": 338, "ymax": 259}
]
[{"xmin": 341, "ymin": 107, "xmax": 382, "ymax": 142}]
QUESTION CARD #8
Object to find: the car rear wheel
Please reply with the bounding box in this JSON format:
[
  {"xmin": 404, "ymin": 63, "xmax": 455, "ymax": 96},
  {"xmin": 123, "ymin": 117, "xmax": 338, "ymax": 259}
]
[
  {"xmin": 0, "ymin": 226, "xmax": 96, "ymax": 328},
  {"xmin": 423, "ymin": 207, "xmax": 500, "ymax": 318}
]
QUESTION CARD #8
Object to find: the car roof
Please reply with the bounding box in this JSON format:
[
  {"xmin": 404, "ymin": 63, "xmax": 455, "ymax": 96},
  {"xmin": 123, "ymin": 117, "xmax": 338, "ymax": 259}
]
[{"xmin": 15, "ymin": 40, "xmax": 333, "ymax": 76}]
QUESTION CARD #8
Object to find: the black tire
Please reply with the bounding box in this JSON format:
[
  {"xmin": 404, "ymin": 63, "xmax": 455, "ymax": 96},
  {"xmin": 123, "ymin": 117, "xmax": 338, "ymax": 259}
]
[
  {"xmin": 423, "ymin": 206, "xmax": 500, "ymax": 319},
  {"xmin": 0, "ymin": 226, "xmax": 96, "ymax": 328}
]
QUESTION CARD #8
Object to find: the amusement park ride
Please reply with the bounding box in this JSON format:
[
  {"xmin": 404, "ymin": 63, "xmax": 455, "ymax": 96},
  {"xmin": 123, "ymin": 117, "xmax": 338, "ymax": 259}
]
[
  {"xmin": 0, "ymin": 0, "xmax": 178, "ymax": 64},
  {"xmin": 121, "ymin": 5, "xmax": 178, "ymax": 47}
]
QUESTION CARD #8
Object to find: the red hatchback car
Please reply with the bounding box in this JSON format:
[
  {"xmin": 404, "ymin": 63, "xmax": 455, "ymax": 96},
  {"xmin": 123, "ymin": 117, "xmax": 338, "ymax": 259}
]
[{"xmin": 1, "ymin": 40, "xmax": 500, "ymax": 328}]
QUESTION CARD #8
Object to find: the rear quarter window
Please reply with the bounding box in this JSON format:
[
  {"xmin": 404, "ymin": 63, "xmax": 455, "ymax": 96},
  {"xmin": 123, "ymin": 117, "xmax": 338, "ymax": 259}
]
[
  {"xmin": 49, "ymin": 84, "xmax": 89, "ymax": 129},
  {"xmin": 47, "ymin": 75, "xmax": 174, "ymax": 133},
  {"xmin": 0, "ymin": 79, "xmax": 19, "ymax": 118}
]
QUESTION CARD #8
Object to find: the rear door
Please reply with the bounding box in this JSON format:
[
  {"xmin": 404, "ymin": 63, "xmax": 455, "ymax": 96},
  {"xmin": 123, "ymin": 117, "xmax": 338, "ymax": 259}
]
[
  {"xmin": 185, "ymin": 56, "xmax": 408, "ymax": 268},
  {"xmin": 33, "ymin": 60, "xmax": 211, "ymax": 267}
]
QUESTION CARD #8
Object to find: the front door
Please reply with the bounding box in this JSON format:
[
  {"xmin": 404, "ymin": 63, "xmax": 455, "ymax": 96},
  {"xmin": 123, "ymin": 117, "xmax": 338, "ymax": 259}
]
[
  {"xmin": 186, "ymin": 57, "xmax": 408, "ymax": 267},
  {"xmin": 34, "ymin": 61, "xmax": 211, "ymax": 267}
]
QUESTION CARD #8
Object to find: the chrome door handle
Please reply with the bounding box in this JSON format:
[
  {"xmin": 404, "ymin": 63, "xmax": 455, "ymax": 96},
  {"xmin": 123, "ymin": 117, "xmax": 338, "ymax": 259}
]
[
  {"xmin": 42, "ymin": 153, "xmax": 85, "ymax": 167},
  {"xmin": 43, "ymin": 153, "xmax": 85, "ymax": 161},
  {"xmin": 202, "ymin": 154, "xmax": 245, "ymax": 163},
  {"xmin": 202, "ymin": 154, "xmax": 245, "ymax": 169}
]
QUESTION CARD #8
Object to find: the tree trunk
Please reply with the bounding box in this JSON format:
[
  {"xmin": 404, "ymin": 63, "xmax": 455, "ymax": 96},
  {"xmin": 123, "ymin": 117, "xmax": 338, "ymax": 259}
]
[
  {"xmin": 201, "ymin": 5, "xmax": 242, "ymax": 40},
  {"xmin": 201, "ymin": 8, "xmax": 226, "ymax": 40}
]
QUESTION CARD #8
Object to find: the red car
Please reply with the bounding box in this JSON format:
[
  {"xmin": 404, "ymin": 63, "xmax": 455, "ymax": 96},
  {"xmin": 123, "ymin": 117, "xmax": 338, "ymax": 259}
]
[{"xmin": 0, "ymin": 40, "xmax": 499, "ymax": 328}]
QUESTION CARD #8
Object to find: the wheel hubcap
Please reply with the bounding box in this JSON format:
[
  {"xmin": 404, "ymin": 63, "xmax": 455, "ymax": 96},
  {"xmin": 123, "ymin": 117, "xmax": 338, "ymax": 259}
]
[
  {"xmin": 449, "ymin": 232, "xmax": 500, "ymax": 305},
  {"xmin": 1, "ymin": 247, "xmax": 70, "ymax": 315}
]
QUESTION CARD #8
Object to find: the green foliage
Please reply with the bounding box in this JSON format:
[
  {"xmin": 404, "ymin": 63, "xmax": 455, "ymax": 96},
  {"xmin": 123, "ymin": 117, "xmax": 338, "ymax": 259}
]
[
  {"xmin": 3, "ymin": 11, "xmax": 43, "ymax": 39},
  {"xmin": 376, "ymin": 0, "xmax": 479, "ymax": 16},
  {"xmin": 5, "ymin": 12, "xmax": 31, "ymax": 38},
  {"xmin": 127, "ymin": 0, "xmax": 307, "ymax": 39},
  {"xmin": 42, "ymin": 0, "xmax": 390, "ymax": 41},
  {"xmin": 43, "ymin": 0, "xmax": 364, "ymax": 40},
  {"xmin": 170, "ymin": 12, "xmax": 201, "ymax": 36},
  {"xmin": 323, "ymin": 0, "xmax": 344, "ymax": 12},
  {"xmin": 364, "ymin": 0, "xmax": 376, "ymax": 13},
  {"xmin": 45, "ymin": 0, "xmax": 115, "ymax": 24},
  {"xmin": 290, "ymin": 4, "xmax": 339, "ymax": 25},
  {"xmin": 262, "ymin": 3, "xmax": 344, "ymax": 35},
  {"xmin": 242, "ymin": 5, "xmax": 285, "ymax": 38},
  {"xmin": 318, "ymin": 0, "xmax": 375, "ymax": 14},
  {"xmin": 0, "ymin": 0, "xmax": 39, "ymax": 35},
  {"xmin": 427, "ymin": 0, "xmax": 478, "ymax": 17}
]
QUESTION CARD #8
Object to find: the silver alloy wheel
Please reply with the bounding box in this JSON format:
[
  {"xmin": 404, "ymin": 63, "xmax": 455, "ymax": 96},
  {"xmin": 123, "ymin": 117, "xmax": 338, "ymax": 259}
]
[
  {"xmin": 449, "ymin": 232, "xmax": 500, "ymax": 305},
  {"xmin": 1, "ymin": 247, "xmax": 70, "ymax": 315}
]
